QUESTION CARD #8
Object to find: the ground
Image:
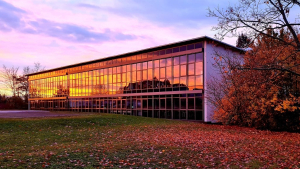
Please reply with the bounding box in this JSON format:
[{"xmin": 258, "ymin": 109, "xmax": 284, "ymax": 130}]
[
  {"xmin": 0, "ymin": 111, "xmax": 299, "ymax": 168},
  {"xmin": 0, "ymin": 110, "xmax": 83, "ymax": 118}
]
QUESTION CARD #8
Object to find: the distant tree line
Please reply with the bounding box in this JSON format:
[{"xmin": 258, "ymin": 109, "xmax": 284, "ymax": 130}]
[{"xmin": 0, "ymin": 63, "xmax": 44, "ymax": 110}]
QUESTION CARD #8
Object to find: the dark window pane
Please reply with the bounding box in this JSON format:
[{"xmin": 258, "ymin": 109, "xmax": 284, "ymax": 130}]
[
  {"xmin": 159, "ymin": 50, "xmax": 166, "ymax": 55},
  {"xmin": 188, "ymin": 54, "xmax": 195, "ymax": 63},
  {"xmin": 166, "ymin": 98, "xmax": 172, "ymax": 109},
  {"xmin": 196, "ymin": 53, "xmax": 203, "ymax": 62},
  {"xmin": 195, "ymin": 42, "xmax": 202, "ymax": 49},
  {"xmin": 180, "ymin": 55, "xmax": 187, "ymax": 64},
  {"xmin": 180, "ymin": 46, "xmax": 187, "ymax": 51},
  {"xmin": 173, "ymin": 98, "xmax": 179, "ymax": 109},
  {"xmin": 181, "ymin": 98, "xmax": 186, "ymax": 109},
  {"xmin": 187, "ymin": 44, "xmax": 194, "ymax": 50},
  {"xmin": 173, "ymin": 47, "xmax": 179, "ymax": 53},
  {"xmin": 166, "ymin": 48, "xmax": 172, "ymax": 54},
  {"xmin": 153, "ymin": 51, "xmax": 159, "ymax": 57},
  {"xmin": 160, "ymin": 99, "xmax": 165, "ymax": 109},
  {"xmin": 195, "ymin": 97, "xmax": 202, "ymax": 109}
]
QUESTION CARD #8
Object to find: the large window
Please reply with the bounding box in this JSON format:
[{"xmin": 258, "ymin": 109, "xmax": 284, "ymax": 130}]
[{"xmin": 29, "ymin": 51, "xmax": 203, "ymax": 98}]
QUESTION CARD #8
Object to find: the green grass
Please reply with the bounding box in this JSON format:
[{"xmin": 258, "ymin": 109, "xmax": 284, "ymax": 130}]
[{"xmin": 0, "ymin": 112, "xmax": 299, "ymax": 168}]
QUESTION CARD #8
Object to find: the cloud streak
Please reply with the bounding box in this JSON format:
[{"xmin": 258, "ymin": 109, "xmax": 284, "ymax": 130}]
[
  {"xmin": 76, "ymin": 0, "xmax": 217, "ymax": 27},
  {"xmin": 0, "ymin": 0, "xmax": 137, "ymax": 43}
]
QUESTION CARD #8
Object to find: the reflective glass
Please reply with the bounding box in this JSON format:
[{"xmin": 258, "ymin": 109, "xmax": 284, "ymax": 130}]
[
  {"xmin": 137, "ymin": 71, "xmax": 142, "ymax": 81},
  {"xmin": 154, "ymin": 60, "xmax": 159, "ymax": 68},
  {"xmin": 187, "ymin": 44, "xmax": 194, "ymax": 50},
  {"xmin": 174, "ymin": 65, "xmax": 179, "ymax": 77},
  {"xmin": 166, "ymin": 58, "xmax": 172, "ymax": 66},
  {"xmin": 154, "ymin": 68, "xmax": 159, "ymax": 79},
  {"xmin": 117, "ymin": 66, "xmax": 121, "ymax": 73},
  {"xmin": 196, "ymin": 53, "xmax": 203, "ymax": 62},
  {"xmin": 180, "ymin": 77, "xmax": 187, "ymax": 85},
  {"xmin": 166, "ymin": 48, "xmax": 172, "ymax": 54},
  {"xmin": 195, "ymin": 62, "xmax": 203, "ymax": 75},
  {"xmin": 188, "ymin": 64, "xmax": 195, "ymax": 75},
  {"xmin": 188, "ymin": 54, "xmax": 195, "ymax": 63},
  {"xmin": 132, "ymin": 64, "xmax": 136, "ymax": 71},
  {"xmin": 180, "ymin": 46, "xmax": 187, "ymax": 52},
  {"xmin": 196, "ymin": 75, "xmax": 203, "ymax": 85},
  {"xmin": 166, "ymin": 67, "xmax": 172, "ymax": 78},
  {"xmin": 148, "ymin": 61, "xmax": 153, "ymax": 69},
  {"xmin": 159, "ymin": 50, "xmax": 166, "ymax": 55},
  {"xmin": 160, "ymin": 68, "xmax": 165, "ymax": 79},
  {"xmin": 160, "ymin": 59, "xmax": 166, "ymax": 67},
  {"xmin": 143, "ymin": 70, "xmax": 147, "ymax": 80},
  {"xmin": 180, "ymin": 55, "xmax": 187, "ymax": 64},
  {"xmin": 148, "ymin": 69, "xmax": 153, "ymax": 80},
  {"xmin": 127, "ymin": 65, "xmax": 131, "ymax": 71},
  {"xmin": 122, "ymin": 65, "xmax": 126, "ymax": 72},
  {"xmin": 174, "ymin": 57, "xmax": 179, "ymax": 65},
  {"xmin": 180, "ymin": 65, "xmax": 186, "ymax": 76},
  {"xmin": 137, "ymin": 54, "xmax": 142, "ymax": 60},
  {"xmin": 188, "ymin": 76, "xmax": 195, "ymax": 87},
  {"xmin": 143, "ymin": 62, "xmax": 147, "ymax": 69},
  {"xmin": 137, "ymin": 63, "xmax": 142, "ymax": 70}
]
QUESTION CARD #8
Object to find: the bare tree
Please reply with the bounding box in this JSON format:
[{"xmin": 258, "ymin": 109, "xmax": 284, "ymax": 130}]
[
  {"xmin": 208, "ymin": 0, "xmax": 300, "ymax": 79},
  {"xmin": 0, "ymin": 63, "xmax": 45, "ymax": 97},
  {"xmin": 0, "ymin": 65, "xmax": 19, "ymax": 96},
  {"xmin": 208, "ymin": 0, "xmax": 300, "ymax": 50}
]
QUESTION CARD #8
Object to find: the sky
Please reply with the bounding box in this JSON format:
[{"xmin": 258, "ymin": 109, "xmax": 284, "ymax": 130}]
[{"xmin": 0, "ymin": 0, "xmax": 238, "ymax": 71}]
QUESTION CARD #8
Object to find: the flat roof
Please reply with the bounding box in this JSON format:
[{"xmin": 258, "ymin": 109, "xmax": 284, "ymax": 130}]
[{"xmin": 26, "ymin": 36, "xmax": 243, "ymax": 76}]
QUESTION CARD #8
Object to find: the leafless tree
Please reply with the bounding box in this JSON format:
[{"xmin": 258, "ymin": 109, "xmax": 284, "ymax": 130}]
[
  {"xmin": 0, "ymin": 65, "xmax": 19, "ymax": 96},
  {"xmin": 0, "ymin": 63, "xmax": 45, "ymax": 97},
  {"xmin": 208, "ymin": 0, "xmax": 300, "ymax": 78},
  {"xmin": 208, "ymin": 0, "xmax": 300, "ymax": 50}
]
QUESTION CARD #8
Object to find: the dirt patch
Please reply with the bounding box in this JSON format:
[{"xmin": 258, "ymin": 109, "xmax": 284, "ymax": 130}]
[{"xmin": 0, "ymin": 110, "xmax": 85, "ymax": 118}]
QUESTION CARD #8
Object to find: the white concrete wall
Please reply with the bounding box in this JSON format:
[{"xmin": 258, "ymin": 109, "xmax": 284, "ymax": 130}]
[{"xmin": 203, "ymin": 41, "xmax": 242, "ymax": 122}]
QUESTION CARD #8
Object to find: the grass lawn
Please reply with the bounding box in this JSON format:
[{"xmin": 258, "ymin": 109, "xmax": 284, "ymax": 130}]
[{"xmin": 0, "ymin": 112, "xmax": 299, "ymax": 168}]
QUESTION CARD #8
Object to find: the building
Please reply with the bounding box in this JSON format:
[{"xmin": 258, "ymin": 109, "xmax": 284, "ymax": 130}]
[{"xmin": 27, "ymin": 36, "xmax": 243, "ymax": 122}]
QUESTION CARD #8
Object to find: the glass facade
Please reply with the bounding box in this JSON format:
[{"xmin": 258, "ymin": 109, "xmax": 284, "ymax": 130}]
[{"xmin": 28, "ymin": 42, "xmax": 204, "ymax": 120}]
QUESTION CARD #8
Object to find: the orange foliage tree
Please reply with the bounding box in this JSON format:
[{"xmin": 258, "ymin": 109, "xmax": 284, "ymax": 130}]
[{"xmin": 209, "ymin": 30, "xmax": 300, "ymax": 131}]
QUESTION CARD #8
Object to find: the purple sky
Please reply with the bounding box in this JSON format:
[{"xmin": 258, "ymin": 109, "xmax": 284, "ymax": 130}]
[{"xmin": 0, "ymin": 0, "xmax": 237, "ymax": 70}]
